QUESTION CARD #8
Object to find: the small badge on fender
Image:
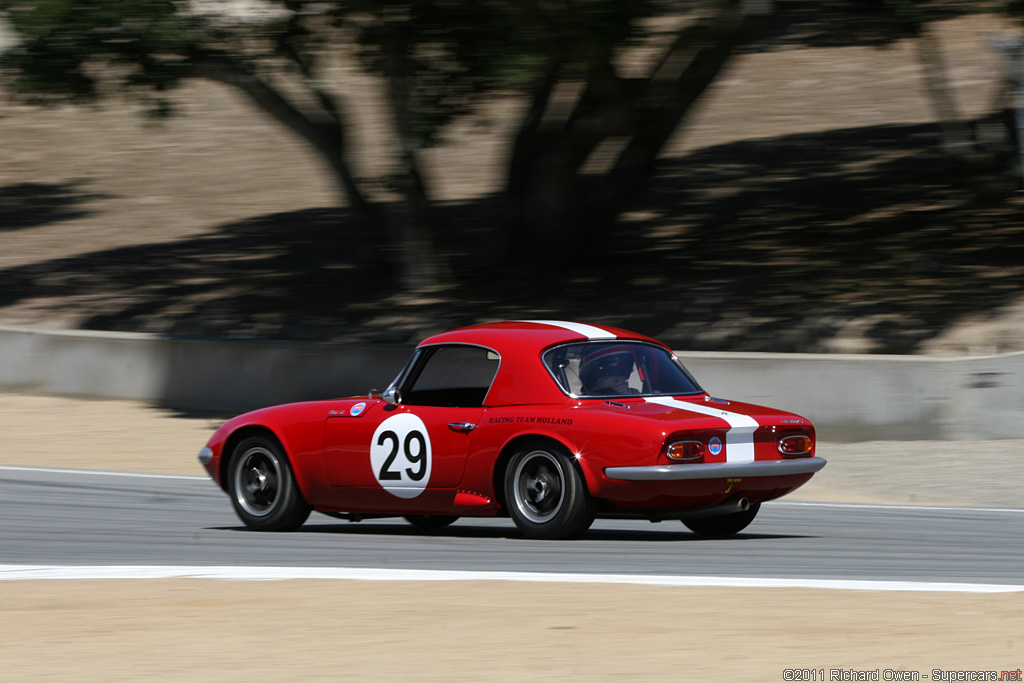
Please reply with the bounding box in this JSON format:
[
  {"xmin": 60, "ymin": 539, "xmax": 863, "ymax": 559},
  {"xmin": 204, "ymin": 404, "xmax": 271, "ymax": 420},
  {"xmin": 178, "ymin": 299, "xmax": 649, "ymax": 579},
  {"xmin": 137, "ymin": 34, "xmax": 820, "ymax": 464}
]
[
  {"xmin": 708, "ymin": 437, "xmax": 723, "ymax": 456},
  {"xmin": 351, "ymin": 402, "xmax": 367, "ymax": 417}
]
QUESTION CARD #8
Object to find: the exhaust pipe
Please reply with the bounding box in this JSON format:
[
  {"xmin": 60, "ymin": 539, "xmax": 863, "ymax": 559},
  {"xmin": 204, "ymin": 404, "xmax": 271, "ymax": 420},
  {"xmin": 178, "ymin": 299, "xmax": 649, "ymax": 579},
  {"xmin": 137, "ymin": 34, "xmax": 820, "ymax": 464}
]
[{"xmin": 647, "ymin": 497, "xmax": 751, "ymax": 522}]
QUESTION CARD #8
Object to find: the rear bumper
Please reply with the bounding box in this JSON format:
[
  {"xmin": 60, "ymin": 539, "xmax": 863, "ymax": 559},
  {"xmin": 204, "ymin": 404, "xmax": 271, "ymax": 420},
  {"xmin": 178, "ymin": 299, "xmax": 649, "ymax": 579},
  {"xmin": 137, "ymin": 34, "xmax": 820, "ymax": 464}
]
[{"xmin": 604, "ymin": 457, "xmax": 827, "ymax": 481}]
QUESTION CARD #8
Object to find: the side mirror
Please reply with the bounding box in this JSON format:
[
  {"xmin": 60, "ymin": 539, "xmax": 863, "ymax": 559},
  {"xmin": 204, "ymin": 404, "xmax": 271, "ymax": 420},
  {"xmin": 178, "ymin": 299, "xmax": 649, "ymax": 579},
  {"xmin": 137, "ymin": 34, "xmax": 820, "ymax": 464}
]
[{"xmin": 382, "ymin": 386, "xmax": 401, "ymax": 405}]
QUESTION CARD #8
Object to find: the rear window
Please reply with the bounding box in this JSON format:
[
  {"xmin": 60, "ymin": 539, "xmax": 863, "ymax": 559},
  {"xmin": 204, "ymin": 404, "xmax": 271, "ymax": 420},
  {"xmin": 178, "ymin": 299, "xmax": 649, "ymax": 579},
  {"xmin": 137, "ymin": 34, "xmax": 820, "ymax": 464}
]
[{"xmin": 542, "ymin": 342, "xmax": 702, "ymax": 398}]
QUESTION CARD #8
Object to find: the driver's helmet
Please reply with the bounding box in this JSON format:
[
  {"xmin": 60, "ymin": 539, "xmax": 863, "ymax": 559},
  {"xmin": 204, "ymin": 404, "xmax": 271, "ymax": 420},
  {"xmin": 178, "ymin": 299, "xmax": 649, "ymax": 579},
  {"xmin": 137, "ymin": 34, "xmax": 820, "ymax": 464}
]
[{"xmin": 579, "ymin": 344, "xmax": 635, "ymax": 395}]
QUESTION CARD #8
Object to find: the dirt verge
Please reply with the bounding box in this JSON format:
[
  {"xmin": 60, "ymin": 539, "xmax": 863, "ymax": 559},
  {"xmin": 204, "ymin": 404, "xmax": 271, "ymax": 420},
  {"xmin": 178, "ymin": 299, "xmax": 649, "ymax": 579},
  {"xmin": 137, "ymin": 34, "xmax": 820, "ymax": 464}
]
[{"xmin": 1, "ymin": 581, "xmax": 1021, "ymax": 682}]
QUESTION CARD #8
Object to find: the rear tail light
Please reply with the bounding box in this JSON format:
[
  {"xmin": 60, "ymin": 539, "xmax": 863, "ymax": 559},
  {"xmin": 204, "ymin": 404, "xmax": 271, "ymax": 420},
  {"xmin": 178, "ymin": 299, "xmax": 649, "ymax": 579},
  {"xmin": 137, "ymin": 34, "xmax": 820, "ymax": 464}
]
[
  {"xmin": 778, "ymin": 434, "xmax": 813, "ymax": 456},
  {"xmin": 667, "ymin": 440, "xmax": 705, "ymax": 462}
]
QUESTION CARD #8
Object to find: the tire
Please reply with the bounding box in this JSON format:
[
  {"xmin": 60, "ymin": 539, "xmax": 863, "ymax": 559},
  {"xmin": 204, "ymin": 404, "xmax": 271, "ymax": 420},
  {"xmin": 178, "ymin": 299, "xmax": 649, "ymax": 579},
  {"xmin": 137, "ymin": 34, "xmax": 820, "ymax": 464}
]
[
  {"xmin": 404, "ymin": 515, "xmax": 459, "ymax": 530},
  {"xmin": 682, "ymin": 502, "xmax": 760, "ymax": 537},
  {"xmin": 227, "ymin": 435, "xmax": 311, "ymax": 531},
  {"xmin": 504, "ymin": 442, "xmax": 595, "ymax": 540}
]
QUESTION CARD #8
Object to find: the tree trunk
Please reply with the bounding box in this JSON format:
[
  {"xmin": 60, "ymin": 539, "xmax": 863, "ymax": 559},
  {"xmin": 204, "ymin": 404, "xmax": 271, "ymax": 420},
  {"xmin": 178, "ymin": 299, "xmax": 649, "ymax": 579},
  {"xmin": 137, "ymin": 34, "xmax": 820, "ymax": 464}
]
[
  {"xmin": 504, "ymin": 55, "xmax": 567, "ymax": 265},
  {"xmin": 501, "ymin": 0, "xmax": 757, "ymax": 268},
  {"xmin": 188, "ymin": 52, "xmax": 389, "ymax": 263},
  {"xmin": 914, "ymin": 25, "xmax": 973, "ymax": 158},
  {"xmin": 379, "ymin": 28, "xmax": 445, "ymax": 289},
  {"xmin": 597, "ymin": 1, "xmax": 755, "ymax": 224},
  {"xmin": 873, "ymin": 1, "xmax": 978, "ymax": 179}
]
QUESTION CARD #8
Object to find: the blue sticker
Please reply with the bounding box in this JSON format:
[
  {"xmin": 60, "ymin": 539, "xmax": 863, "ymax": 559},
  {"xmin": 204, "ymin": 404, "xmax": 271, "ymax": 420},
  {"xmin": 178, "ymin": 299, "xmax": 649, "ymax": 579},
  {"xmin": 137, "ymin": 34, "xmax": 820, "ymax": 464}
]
[
  {"xmin": 350, "ymin": 402, "xmax": 367, "ymax": 417},
  {"xmin": 708, "ymin": 437, "xmax": 723, "ymax": 456}
]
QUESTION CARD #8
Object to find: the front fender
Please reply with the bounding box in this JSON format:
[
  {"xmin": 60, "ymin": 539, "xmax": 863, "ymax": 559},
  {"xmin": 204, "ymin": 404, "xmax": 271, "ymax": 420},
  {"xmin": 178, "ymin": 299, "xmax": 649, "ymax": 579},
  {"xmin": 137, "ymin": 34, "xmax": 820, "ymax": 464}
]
[{"xmin": 201, "ymin": 401, "xmax": 339, "ymax": 501}]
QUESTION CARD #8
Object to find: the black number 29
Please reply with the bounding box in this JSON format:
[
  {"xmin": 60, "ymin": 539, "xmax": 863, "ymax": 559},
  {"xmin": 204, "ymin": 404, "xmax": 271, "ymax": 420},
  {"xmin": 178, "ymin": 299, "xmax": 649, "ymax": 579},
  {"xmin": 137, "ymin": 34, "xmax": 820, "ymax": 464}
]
[{"xmin": 377, "ymin": 429, "xmax": 428, "ymax": 482}]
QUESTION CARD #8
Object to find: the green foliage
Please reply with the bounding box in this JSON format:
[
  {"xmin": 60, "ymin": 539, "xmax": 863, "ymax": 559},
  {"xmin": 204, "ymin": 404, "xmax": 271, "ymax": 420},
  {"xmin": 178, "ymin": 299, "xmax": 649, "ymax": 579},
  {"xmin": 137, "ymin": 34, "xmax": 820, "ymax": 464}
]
[
  {"xmin": 1, "ymin": 0, "xmax": 193, "ymax": 106},
  {"xmin": 1, "ymin": 0, "xmax": 660, "ymax": 138},
  {"xmin": 332, "ymin": 0, "xmax": 659, "ymax": 143},
  {"xmin": 8, "ymin": 0, "xmax": 1020, "ymax": 281}
]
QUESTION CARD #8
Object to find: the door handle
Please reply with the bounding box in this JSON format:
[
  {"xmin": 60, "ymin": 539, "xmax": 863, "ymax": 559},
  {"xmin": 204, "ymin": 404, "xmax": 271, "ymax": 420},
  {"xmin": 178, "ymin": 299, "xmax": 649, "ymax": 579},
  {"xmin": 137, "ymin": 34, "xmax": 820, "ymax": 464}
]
[{"xmin": 448, "ymin": 422, "xmax": 475, "ymax": 433}]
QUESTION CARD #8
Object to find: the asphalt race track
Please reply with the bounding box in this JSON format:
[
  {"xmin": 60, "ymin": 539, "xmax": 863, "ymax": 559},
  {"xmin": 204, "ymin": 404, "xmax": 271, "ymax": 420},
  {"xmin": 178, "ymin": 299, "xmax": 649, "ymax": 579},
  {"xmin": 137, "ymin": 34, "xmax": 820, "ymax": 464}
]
[{"xmin": 2, "ymin": 466, "xmax": 1022, "ymax": 587}]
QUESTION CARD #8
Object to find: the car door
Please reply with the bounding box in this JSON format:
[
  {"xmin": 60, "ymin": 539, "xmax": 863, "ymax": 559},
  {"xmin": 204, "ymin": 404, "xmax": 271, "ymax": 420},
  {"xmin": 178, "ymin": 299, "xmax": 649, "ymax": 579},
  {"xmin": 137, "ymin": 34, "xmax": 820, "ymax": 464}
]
[{"xmin": 324, "ymin": 344, "xmax": 498, "ymax": 510}]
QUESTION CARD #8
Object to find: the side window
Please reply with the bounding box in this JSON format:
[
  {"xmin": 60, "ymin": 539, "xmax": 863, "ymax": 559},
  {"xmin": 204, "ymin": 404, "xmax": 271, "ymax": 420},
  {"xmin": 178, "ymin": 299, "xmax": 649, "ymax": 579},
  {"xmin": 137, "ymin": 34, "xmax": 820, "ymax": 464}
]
[{"xmin": 404, "ymin": 346, "xmax": 500, "ymax": 407}]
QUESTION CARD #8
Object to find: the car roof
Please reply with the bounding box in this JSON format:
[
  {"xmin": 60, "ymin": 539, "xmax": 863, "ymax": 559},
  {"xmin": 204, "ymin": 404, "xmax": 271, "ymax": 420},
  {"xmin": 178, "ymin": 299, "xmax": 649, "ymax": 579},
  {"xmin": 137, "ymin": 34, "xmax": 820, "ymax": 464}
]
[
  {"xmin": 418, "ymin": 320, "xmax": 665, "ymax": 351},
  {"xmin": 417, "ymin": 321, "xmax": 670, "ymax": 406}
]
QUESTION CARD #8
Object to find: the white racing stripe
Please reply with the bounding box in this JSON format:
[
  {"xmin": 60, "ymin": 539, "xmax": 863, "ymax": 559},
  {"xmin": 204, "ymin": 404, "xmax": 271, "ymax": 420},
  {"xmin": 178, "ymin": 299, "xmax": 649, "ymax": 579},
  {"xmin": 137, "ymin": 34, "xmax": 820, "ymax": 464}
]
[
  {"xmin": 0, "ymin": 564, "xmax": 1020, "ymax": 592},
  {"xmin": 519, "ymin": 320, "xmax": 616, "ymax": 339},
  {"xmin": 646, "ymin": 397, "xmax": 759, "ymax": 463}
]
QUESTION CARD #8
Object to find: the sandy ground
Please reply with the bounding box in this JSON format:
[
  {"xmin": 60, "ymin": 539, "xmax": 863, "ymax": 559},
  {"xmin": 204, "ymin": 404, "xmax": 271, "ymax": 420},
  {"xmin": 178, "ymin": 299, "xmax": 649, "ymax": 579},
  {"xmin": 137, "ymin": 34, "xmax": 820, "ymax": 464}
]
[
  {"xmin": 2, "ymin": 393, "xmax": 1022, "ymax": 682},
  {"xmin": 1, "ymin": 581, "xmax": 1022, "ymax": 683}
]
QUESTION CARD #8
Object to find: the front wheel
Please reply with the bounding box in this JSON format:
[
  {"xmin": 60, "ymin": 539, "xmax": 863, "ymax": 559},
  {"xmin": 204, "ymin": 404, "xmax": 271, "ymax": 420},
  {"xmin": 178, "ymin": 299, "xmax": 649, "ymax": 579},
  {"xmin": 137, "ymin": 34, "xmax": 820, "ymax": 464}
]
[
  {"xmin": 227, "ymin": 435, "xmax": 311, "ymax": 531},
  {"xmin": 682, "ymin": 502, "xmax": 760, "ymax": 537},
  {"xmin": 504, "ymin": 443, "xmax": 595, "ymax": 540}
]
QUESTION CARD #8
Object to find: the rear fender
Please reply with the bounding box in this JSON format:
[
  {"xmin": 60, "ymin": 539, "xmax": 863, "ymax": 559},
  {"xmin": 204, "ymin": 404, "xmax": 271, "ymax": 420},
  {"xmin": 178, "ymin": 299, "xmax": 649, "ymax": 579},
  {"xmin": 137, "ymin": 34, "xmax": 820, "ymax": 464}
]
[{"xmin": 491, "ymin": 432, "xmax": 590, "ymax": 510}]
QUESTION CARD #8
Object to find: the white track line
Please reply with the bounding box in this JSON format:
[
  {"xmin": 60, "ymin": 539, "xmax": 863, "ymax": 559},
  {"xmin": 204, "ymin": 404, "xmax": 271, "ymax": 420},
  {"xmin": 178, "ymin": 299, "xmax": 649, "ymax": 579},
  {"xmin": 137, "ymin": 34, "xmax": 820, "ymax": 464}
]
[
  {"xmin": 0, "ymin": 565, "xmax": 1021, "ymax": 592},
  {"xmin": 0, "ymin": 465, "xmax": 206, "ymax": 480},
  {"xmin": 769, "ymin": 501, "xmax": 1024, "ymax": 514}
]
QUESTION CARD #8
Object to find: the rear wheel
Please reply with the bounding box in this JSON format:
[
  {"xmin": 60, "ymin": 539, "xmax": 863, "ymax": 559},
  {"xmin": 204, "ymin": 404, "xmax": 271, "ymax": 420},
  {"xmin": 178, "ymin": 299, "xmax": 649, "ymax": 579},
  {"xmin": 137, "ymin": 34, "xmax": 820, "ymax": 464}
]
[
  {"xmin": 227, "ymin": 435, "xmax": 311, "ymax": 531},
  {"xmin": 682, "ymin": 503, "xmax": 760, "ymax": 537},
  {"xmin": 504, "ymin": 442, "xmax": 595, "ymax": 539},
  {"xmin": 404, "ymin": 515, "xmax": 459, "ymax": 530}
]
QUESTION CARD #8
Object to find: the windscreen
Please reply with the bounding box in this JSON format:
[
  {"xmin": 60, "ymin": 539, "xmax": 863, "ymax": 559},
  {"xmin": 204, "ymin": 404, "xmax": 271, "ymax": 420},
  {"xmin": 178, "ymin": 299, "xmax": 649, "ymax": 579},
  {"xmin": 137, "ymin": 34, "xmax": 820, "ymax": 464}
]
[{"xmin": 542, "ymin": 342, "xmax": 702, "ymax": 398}]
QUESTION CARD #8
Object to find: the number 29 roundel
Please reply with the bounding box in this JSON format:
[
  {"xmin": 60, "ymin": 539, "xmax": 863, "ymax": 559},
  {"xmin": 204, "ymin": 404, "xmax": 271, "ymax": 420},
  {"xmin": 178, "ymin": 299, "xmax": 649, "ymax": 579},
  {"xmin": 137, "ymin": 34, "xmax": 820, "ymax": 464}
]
[{"xmin": 370, "ymin": 413, "xmax": 433, "ymax": 498}]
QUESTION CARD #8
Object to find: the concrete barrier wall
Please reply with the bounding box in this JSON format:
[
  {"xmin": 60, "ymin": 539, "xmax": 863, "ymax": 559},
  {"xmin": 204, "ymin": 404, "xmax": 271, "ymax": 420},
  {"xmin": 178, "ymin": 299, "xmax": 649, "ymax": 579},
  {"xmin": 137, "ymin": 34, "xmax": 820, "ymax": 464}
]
[
  {"xmin": 678, "ymin": 351, "xmax": 1024, "ymax": 441},
  {"xmin": 0, "ymin": 326, "xmax": 410, "ymax": 414},
  {"xmin": 2, "ymin": 325, "xmax": 1022, "ymax": 441}
]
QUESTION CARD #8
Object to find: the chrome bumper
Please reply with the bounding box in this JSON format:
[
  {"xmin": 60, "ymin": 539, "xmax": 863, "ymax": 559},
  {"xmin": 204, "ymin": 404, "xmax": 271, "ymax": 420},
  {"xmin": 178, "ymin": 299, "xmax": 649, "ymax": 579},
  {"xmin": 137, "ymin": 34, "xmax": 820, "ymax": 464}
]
[
  {"xmin": 197, "ymin": 447, "xmax": 213, "ymax": 466},
  {"xmin": 605, "ymin": 457, "xmax": 827, "ymax": 481}
]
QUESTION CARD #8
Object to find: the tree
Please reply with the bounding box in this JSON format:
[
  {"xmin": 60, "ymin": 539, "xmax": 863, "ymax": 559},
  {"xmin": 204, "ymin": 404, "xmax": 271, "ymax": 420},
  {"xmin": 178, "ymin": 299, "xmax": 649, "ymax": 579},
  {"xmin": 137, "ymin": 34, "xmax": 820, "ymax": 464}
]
[
  {"xmin": 29, "ymin": 1, "xmax": 1019, "ymax": 281},
  {"xmin": 503, "ymin": 1, "xmax": 771, "ymax": 264},
  {"xmin": 2, "ymin": 0, "xmax": 774, "ymax": 284},
  {"xmin": 850, "ymin": 0, "xmax": 1024, "ymax": 192}
]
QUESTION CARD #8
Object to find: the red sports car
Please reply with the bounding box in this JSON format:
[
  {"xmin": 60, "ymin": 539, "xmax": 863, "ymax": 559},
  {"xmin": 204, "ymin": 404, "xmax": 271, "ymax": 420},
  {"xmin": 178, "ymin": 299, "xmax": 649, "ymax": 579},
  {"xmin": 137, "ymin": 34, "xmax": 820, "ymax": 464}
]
[{"xmin": 198, "ymin": 321, "xmax": 825, "ymax": 539}]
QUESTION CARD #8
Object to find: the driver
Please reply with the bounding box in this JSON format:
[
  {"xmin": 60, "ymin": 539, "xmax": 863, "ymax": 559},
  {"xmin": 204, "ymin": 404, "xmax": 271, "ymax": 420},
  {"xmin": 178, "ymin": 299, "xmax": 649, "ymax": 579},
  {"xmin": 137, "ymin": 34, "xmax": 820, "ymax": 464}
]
[{"xmin": 579, "ymin": 345, "xmax": 637, "ymax": 395}]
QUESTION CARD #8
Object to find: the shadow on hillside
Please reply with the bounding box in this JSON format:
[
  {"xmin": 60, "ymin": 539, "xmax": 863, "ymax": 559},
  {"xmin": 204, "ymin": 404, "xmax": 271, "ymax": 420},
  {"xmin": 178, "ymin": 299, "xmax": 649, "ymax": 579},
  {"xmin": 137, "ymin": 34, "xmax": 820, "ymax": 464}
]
[
  {"xmin": 0, "ymin": 181, "xmax": 107, "ymax": 231},
  {"xmin": 0, "ymin": 205, "xmax": 395, "ymax": 339},
  {"xmin": 752, "ymin": 0, "xmax": 978, "ymax": 52},
  {"xmin": 598, "ymin": 120, "xmax": 1024, "ymax": 352},
  {"xmin": 1, "ymin": 118, "xmax": 1023, "ymax": 352}
]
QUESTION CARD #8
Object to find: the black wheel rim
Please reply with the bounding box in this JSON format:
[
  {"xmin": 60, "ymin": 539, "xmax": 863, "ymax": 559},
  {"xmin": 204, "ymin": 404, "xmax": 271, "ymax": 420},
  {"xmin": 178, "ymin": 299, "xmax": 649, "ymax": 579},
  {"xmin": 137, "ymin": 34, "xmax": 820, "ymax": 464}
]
[
  {"xmin": 233, "ymin": 446, "xmax": 282, "ymax": 518},
  {"xmin": 512, "ymin": 450, "xmax": 566, "ymax": 524}
]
